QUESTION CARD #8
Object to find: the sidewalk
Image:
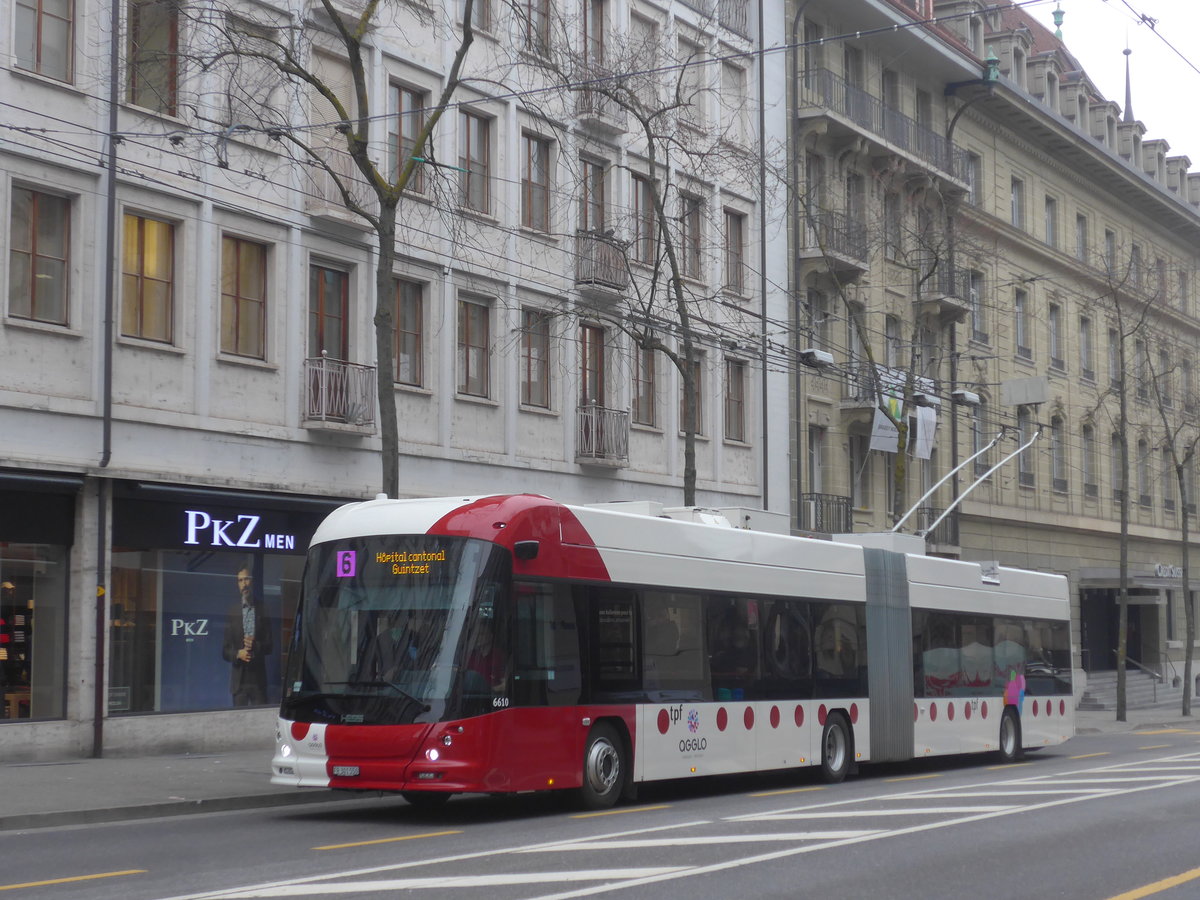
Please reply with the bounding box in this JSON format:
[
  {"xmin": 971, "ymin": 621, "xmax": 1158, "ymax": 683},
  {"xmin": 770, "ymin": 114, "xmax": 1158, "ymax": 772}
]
[{"xmin": 1, "ymin": 708, "xmax": 1196, "ymax": 832}]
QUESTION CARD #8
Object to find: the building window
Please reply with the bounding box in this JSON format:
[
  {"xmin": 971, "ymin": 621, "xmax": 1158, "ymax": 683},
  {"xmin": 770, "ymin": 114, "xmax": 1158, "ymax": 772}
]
[
  {"xmin": 520, "ymin": 308, "xmax": 550, "ymax": 408},
  {"xmin": 1048, "ymin": 302, "xmax": 1063, "ymax": 370},
  {"xmin": 582, "ymin": 0, "xmax": 605, "ymax": 67},
  {"xmin": 457, "ymin": 298, "xmax": 490, "ymax": 397},
  {"xmin": 1075, "ymin": 214, "xmax": 1088, "ymax": 263},
  {"xmin": 1078, "ymin": 315, "xmax": 1094, "ymax": 380},
  {"xmin": 394, "ymin": 279, "xmax": 423, "ymax": 387},
  {"xmin": 680, "ymin": 193, "xmax": 702, "ymax": 279},
  {"xmin": 15, "ymin": 0, "xmax": 73, "ymax": 81},
  {"xmin": 121, "ymin": 213, "xmax": 174, "ymax": 343},
  {"xmin": 1108, "ymin": 327, "xmax": 1121, "ymax": 388},
  {"xmin": 220, "ymin": 236, "xmax": 266, "ymax": 359},
  {"xmin": 631, "ymin": 174, "xmax": 656, "ymax": 265},
  {"xmin": 968, "ymin": 271, "xmax": 986, "ymax": 343},
  {"xmin": 464, "ymin": 0, "xmax": 489, "ymax": 31},
  {"xmin": 1010, "ymin": 176, "xmax": 1024, "ymax": 229},
  {"xmin": 1017, "ymin": 406, "xmax": 1034, "ymax": 487},
  {"xmin": 724, "ymin": 358, "xmax": 746, "ymax": 442},
  {"xmin": 808, "ymin": 424, "xmax": 826, "ymax": 493},
  {"xmin": 883, "ymin": 192, "xmax": 902, "ymax": 261},
  {"xmin": 520, "ymin": 0, "xmax": 550, "ymax": 55},
  {"xmin": 8, "ymin": 187, "xmax": 69, "ymax": 325},
  {"xmin": 308, "ymin": 264, "xmax": 348, "ymax": 359},
  {"xmin": 1184, "ymin": 359, "xmax": 1195, "ymax": 412},
  {"xmin": 1051, "ymin": 416, "xmax": 1067, "ymax": 493},
  {"xmin": 632, "ymin": 344, "xmax": 657, "ymax": 426},
  {"xmin": 720, "ymin": 61, "xmax": 749, "ymax": 145},
  {"xmin": 1015, "ymin": 288, "xmax": 1031, "ymax": 359},
  {"xmin": 1158, "ymin": 348, "xmax": 1172, "ymax": 407},
  {"xmin": 1044, "ymin": 196, "xmax": 1057, "ymax": 248},
  {"xmin": 458, "ymin": 111, "xmax": 490, "ymax": 213},
  {"xmin": 1135, "ymin": 339, "xmax": 1148, "ymax": 400},
  {"xmin": 521, "ymin": 133, "xmax": 552, "ymax": 232},
  {"xmin": 579, "ymin": 156, "xmax": 607, "ymax": 231},
  {"xmin": 724, "ymin": 210, "xmax": 746, "ymax": 294},
  {"xmin": 1111, "ymin": 432, "xmax": 1124, "ymax": 502},
  {"xmin": 971, "ymin": 400, "xmax": 991, "ymax": 476},
  {"xmin": 127, "ymin": 0, "xmax": 178, "ymax": 115},
  {"xmin": 1163, "ymin": 447, "xmax": 1177, "ymax": 512},
  {"xmin": 1082, "ymin": 423, "xmax": 1097, "ymax": 497},
  {"xmin": 1180, "ymin": 271, "xmax": 1190, "ymax": 314},
  {"xmin": 387, "ymin": 84, "xmax": 427, "ymax": 193},
  {"xmin": 807, "ymin": 289, "xmax": 831, "ymax": 349},
  {"xmin": 1137, "ymin": 438, "xmax": 1151, "ymax": 507},
  {"xmin": 850, "ymin": 433, "xmax": 871, "ymax": 508},
  {"xmin": 678, "ymin": 36, "xmax": 705, "ymax": 127},
  {"xmin": 1104, "ymin": 228, "xmax": 1117, "ymax": 273},
  {"xmin": 579, "ymin": 324, "xmax": 606, "ymax": 406},
  {"xmin": 965, "ymin": 153, "xmax": 982, "ymax": 206},
  {"xmin": 1130, "ymin": 243, "xmax": 1143, "ymax": 290},
  {"xmin": 1156, "ymin": 257, "xmax": 1167, "ymax": 300},
  {"xmin": 679, "ymin": 356, "xmax": 704, "ymax": 434}
]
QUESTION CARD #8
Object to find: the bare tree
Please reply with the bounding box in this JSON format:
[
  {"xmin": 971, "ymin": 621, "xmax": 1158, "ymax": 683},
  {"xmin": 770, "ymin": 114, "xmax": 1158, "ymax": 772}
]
[{"xmin": 197, "ymin": 0, "xmax": 484, "ymax": 499}]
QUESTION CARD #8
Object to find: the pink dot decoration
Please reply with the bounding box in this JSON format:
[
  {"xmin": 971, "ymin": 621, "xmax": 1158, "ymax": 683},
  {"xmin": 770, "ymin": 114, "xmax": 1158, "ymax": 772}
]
[
  {"xmin": 657, "ymin": 709, "xmax": 670, "ymax": 734},
  {"xmin": 717, "ymin": 707, "xmax": 728, "ymax": 731},
  {"xmin": 930, "ymin": 702, "xmax": 938, "ymax": 722},
  {"xmin": 744, "ymin": 707, "xmax": 755, "ymax": 730},
  {"xmin": 850, "ymin": 703, "xmax": 859, "ymax": 724},
  {"xmin": 770, "ymin": 706, "xmax": 781, "ymax": 729},
  {"xmin": 795, "ymin": 705, "xmax": 805, "ymax": 727}
]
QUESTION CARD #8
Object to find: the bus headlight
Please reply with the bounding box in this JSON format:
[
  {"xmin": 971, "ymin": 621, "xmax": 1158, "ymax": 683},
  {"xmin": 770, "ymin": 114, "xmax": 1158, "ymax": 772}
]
[{"xmin": 279, "ymin": 743, "xmax": 293, "ymax": 758}]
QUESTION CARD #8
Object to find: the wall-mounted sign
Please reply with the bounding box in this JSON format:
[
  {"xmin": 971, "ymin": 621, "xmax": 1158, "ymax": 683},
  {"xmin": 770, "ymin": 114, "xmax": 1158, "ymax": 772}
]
[{"xmin": 183, "ymin": 509, "xmax": 297, "ymax": 550}]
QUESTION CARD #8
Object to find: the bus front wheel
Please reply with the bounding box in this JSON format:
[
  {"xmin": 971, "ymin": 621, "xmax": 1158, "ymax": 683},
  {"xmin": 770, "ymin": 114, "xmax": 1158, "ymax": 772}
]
[
  {"xmin": 820, "ymin": 713, "xmax": 851, "ymax": 783},
  {"xmin": 998, "ymin": 707, "xmax": 1023, "ymax": 762},
  {"xmin": 579, "ymin": 723, "xmax": 625, "ymax": 810}
]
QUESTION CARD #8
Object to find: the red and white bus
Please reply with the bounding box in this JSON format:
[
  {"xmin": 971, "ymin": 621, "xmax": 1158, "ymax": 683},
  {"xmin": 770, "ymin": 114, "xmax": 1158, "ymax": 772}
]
[{"xmin": 271, "ymin": 494, "xmax": 1073, "ymax": 808}]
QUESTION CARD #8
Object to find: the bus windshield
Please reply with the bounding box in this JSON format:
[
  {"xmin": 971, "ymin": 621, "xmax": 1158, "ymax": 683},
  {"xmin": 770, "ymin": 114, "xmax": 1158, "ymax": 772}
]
[{"xmin": 281, "ymin": 535, "xmax": 509, "ymax": 726}]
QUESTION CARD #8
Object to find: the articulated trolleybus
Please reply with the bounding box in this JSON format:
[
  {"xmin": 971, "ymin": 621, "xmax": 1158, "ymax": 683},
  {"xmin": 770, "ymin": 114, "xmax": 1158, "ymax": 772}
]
[{"xmin": 272, "ymin": 494, "xmax": 1073, "ymax": 808}]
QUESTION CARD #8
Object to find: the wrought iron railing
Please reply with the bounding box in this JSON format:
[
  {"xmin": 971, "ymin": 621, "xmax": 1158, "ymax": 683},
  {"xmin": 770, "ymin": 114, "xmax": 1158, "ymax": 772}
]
[
  {"xmin": 801, "ymin": 209, "xmax": 868, "ymax": 263},
  {"xmin": 799, "ymin": 493, "xmax": 852, "ymax": 533},
  {"xmin": 305, "ymin": 148, "xmax": 378, "ymax": 217},
  {"xmin": 718, "ymin": 0, "xmax": 750, "ymax": 37},
  {"xmin": 575, "ymin": 231, "xmax": 629, "ymax": 294},
  {"xmin": 916, "ymin": 507, "xmax": 959, "ymax": 545},
  {"xmin": 576, "ymin": 403, "xmax": 629, "ymax": 463},
  {"xmin": 798, "ymin": 67, "xmax": 970, "ymax": 181},
  {"xmin": 916, "ymin": 266, "xmax": 971, "ymax": 301},
  {"xmin": 843, "ymin": 362, "xmax": 936, "ymax": 404},
  {"xmin": 304, "ymin": 355, "xmax": 377, "ymax": 428}
]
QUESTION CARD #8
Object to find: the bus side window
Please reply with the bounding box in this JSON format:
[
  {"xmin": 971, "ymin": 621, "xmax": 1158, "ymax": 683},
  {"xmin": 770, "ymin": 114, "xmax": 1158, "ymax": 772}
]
[
  {"xmin": 707, "ymin": 597, "xmax": 760, "ymax": 700},
  {"xmin": 642, "ymin": 592, "xmax": 709, "ymax": 701},
  {"xmin": 813, "ymin": 602, "xmax": 866, "ymax": 698},
  {"xmin": 512, "ymin": 582, "xmax": 581, "ymax": 707},
  {"xmin": 585, "ymin": 586, "xmax": 641, "ymax": 700},
  {"xmin": 762, "ymin": 600, "xmax": 812, "ymax": 698}
]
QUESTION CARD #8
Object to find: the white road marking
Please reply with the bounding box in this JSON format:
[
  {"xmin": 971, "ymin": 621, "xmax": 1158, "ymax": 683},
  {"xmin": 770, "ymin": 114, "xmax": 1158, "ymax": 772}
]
[
  {"xmin": 192, "ymin": 870, "xmax": 689, "ymax": 897},
  {"xmin": 731, "ymin": 805, "xmax": 1017, "ymax": 819},
  {"xmin": 524, "ymin": 832, "xmax": 880, "ymax": 850}
]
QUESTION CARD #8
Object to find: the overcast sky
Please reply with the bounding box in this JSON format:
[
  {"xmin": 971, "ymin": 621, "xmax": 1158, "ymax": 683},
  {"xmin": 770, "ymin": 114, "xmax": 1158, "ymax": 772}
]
[{"xmin": 1027, "ymin": 0, "xmax": 1200, "ymax": 165}]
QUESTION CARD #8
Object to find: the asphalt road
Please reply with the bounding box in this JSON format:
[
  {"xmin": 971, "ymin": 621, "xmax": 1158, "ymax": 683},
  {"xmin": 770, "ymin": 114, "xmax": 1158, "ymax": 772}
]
[{"xmin": 7, "ymin": 728, "xmax": 1200, "ymax": 900}]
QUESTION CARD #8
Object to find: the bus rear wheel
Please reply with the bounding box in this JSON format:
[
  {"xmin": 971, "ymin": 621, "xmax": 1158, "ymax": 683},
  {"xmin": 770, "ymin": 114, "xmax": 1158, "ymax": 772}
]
[
  {"xmin": 998, "ymin": 707, "xmax": 1023, "ymax": 762},
  {"xmin": 820, "ymin": 713, "xmax": 851, "ymax": 783},
  {"xmin": 579, "ymin": 723, "xmax": 625, "ymax": 810}
]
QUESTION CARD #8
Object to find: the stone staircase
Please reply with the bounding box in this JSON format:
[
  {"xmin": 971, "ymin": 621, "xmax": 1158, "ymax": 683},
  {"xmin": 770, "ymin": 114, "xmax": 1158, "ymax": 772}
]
[{"xmin": 1078, "ymin": 668, "xmax": 1187, "ymax": 711}]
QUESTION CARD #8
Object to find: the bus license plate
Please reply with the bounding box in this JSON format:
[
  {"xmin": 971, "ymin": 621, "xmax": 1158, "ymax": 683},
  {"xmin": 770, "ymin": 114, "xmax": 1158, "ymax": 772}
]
[{"xmin": 333, "ymin": 765, "xmax": 360, "ymax": 777}]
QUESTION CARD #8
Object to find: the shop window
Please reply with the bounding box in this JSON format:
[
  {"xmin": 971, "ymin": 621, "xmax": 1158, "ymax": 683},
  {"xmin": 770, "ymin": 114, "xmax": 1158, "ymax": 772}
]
[{"xmin": 1, "ymin": 540, "xmax": 69, "ymax": 720}]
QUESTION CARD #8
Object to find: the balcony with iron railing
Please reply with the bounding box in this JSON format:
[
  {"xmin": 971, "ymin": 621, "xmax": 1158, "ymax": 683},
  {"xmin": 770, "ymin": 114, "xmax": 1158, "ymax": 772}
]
[
  {"xmin": 916, "ymin": 507, "xmax": 959, "ymax": 547},
  {"xmin": 799, "ymin": 209, "xmax": 869, "ymax": 274},
  {"xmin": 914, "ymin": 265, "xmax": 972, "ymax": 322},
  {"xmin": 575, "ymin": 231, "xmax": 629, "ymax": 302},
  {"xmin": 303, "ymin": 354, "xmax": 377, "ymax": 433},
  {"xmin": 718, "ymin": 0, "xmax": 750, "ymax": 38},
  {"xmin": 842, "ymin": 362, "xmax": 937, "ymax": 408},
  {"xmin": 798, "ymin": 68, "xmax": 970, "ymax": 183},
  {"xmin": 305, "ymin": 148, "xmax": 379, "ymax": 224},
  {"xmin": 799, "ymin": 492, "xmax": 853, "ymax": 533},
  {"xmin": 576, "ymin": 403, "xmax": 629, "ymax": 466},
  {"xmin": 575, "ymin": 69, "xmax": 627, "ymax": 133}
]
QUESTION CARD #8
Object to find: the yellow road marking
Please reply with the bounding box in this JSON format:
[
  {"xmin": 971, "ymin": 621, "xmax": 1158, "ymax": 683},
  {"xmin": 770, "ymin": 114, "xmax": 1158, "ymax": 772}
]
[
  {"xmin": 571, "ymin": 805, "xmax": 671, "ymax": 819},
  {"xmin": 1134, "ymin": 729, "xmax": 1188, "ymax": 735},
  {"xmin": 986, "ymin": 762, "xmax": 1033, "ymax": 770},
  {"xmin": 885, "ymin": 773, "xmax": 942, "ymax": 783},
  {"xmin": 749, "ymin": 786, "xmax": 825, "ymax": 798},
  {"xmin": 313, "ymin": 830, "xmax": 462, "ymax": 851},
  {"xmin": 1105, "ymin": 865, "xmax": 1200, "ymax": 899},
  {"xmin": 0, "ymin": 870, "xmax": 146, "ymax": 892},
  {"xmin": 1069, "ymin": 752, "xmax": 1109, "ymax": 760},
  {"xmin": 1139, "ymin": 745, "xmax": 1171, "ymax": 750}
]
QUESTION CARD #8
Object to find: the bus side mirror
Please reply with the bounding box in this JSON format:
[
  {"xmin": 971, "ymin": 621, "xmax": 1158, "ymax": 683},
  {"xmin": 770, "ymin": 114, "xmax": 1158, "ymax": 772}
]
[{"xmin": 513, "ymin": 541, "xmax": 540, "ymax": 561}]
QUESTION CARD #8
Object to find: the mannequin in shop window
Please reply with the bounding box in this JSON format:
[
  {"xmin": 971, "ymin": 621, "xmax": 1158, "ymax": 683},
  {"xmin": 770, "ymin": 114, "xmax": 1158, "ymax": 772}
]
[{"xmin": 221, "ymin": 566, "xmax": 273, "ymax": 706}]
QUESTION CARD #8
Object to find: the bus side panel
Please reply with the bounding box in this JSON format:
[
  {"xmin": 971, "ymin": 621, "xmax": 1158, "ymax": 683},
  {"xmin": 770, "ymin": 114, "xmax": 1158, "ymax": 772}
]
[
  {"xmin": 863, "ymin": 549, "xmax": 915, "ymax": 763},
  {"xmin": 485, "ymin": 706, "xmax": 635, "ymax": 793},
  {"xmin": 1021, "ymin": 696, "xmax": 1073, "ymax": 749}
]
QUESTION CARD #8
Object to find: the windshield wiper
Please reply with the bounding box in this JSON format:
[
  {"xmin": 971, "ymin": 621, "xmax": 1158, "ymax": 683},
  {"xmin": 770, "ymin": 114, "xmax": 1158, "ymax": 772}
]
[{"xmin": 325, "ymin": 680, "xmax": 431, "ymax": 711}]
